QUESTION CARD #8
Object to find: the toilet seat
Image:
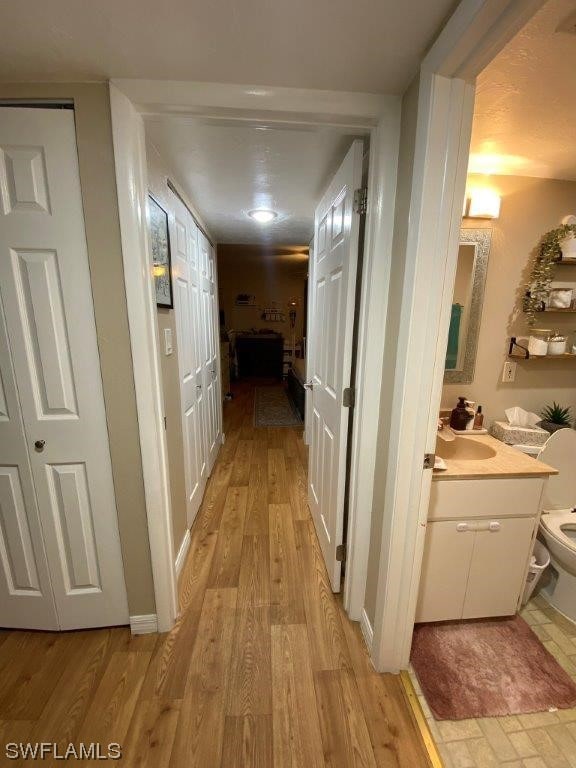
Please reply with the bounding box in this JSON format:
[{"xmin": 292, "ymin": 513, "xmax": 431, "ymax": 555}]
[{"xmin": 540, "ymin": 510, "xmax": 576, "ymax": 554}]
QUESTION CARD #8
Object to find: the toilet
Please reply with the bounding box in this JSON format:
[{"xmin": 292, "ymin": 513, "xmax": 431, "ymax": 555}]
[{"xmin": 537, "ymin": 429, "xmax": 576, "ymax": 621}]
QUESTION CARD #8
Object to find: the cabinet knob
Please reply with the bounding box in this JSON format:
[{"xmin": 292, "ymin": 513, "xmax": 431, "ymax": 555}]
[
  {"xmin": 456, "ymin": 522, "xmax": 468, "ymax": 532},
  {"xmin": 489, "ymin": 521, "xmax": 501, "ymax": 532},
  {"xmin": 34, "ymin": 439, "xmax": 46, "ymax": 452}
]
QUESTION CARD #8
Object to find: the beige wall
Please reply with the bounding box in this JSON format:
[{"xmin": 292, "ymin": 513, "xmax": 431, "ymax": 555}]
[
  {"xmin": 364, "ymin": 76, "xmax": 420, "ymax": 627},
  {"xmin": 0, "ymin": 83, "xmax": 156, "ymax": 615},
  {"xmin": 217, "ymin": 245, "xmax": 308, "ymax": 342},
  {"xmin": 443, "ymin": 174, "xmax": 576, "ymax": 425},
  {"xmin": 146, "ymin": 139, "xmax": 188, "ymax": 553}
]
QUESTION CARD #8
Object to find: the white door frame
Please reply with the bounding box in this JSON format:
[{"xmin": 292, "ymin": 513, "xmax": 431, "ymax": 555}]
[
  {"xmin": 110, "ymin": 0, "xmax": 543, "ymax": 640},
  {"xmin": 369, "ymin": 0, "xmax": 546, "ymax": 671},
  {"xmin": 110, "ymin": 79, "xmax": 401, "ymax": 630}
]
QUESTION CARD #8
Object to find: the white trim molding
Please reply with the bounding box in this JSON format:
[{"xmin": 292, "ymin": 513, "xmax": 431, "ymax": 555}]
[
  {"xmin": 109, "ymin": 84, "xmax": 178, "ymax": 633},
  {"xmin": 130, "ymin": 614, "xmax": 158, "ymax": 635},
  {"xmin": 369, "ymin": 0, "xmax": 546, "ymax": 673},
  {"xmin": 344, "ymin": 100, "xmax": 401, "ymax": 621},
  {"xmin": 175, "ymin": 529, "xmax": 191, "ymax": 579},
  {"xmin": 360, "ymin": 608, "xmax": 374, "ymax": 651}
]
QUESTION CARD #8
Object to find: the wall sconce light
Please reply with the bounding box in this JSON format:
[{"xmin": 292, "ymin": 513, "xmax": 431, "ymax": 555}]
[
  {"xmin": 152, "ymin": 263, "xmax": 167, "ymax": 277},
  {"xmin": 467, "ymin": 189, "xmax": 501, "ymax": 219}
]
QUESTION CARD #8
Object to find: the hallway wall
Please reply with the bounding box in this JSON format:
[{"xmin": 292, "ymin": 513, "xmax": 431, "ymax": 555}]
[
  {"xmin": 0, "ymin": 83, "xmax": 156, "ymax": 616},
  {"xmin": 146, "ymin": 134, "xmax": 216, "ymax": 557}
]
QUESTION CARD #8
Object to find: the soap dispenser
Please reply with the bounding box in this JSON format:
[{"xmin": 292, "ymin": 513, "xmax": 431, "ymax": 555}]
[{"xmin": 449, "ymin": 397, "xmax": 470, "ymax": 431}]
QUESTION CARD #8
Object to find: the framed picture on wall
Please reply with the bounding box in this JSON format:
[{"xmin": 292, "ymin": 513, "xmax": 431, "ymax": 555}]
[{"xmin": 148, "ymin": 194, "xmax": 173, "ymax": 308}]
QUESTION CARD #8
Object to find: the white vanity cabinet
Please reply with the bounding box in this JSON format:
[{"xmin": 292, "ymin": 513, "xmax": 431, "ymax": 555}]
[{"xmin": 415, "ymin": 478, "xmax": 545, "ymax": 623}]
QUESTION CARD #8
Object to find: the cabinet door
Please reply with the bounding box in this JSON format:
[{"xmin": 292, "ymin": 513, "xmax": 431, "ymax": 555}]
[
  {"xmin": 463, "ymin": 517, "xmax": 536, "ymax": 619},
  {"xmin": 415, "ymin": 521, "xmax": 475, "ymax": 623}
]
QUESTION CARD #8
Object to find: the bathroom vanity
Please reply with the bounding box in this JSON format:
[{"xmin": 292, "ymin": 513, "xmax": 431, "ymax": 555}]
[{"xmin": 416, "ymin": 434, "xmax": 557, "ymax": 623}]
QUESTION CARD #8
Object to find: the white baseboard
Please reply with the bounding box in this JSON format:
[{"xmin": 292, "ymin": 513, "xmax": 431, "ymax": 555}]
[
  {"xmin": 175, "ymin": 528, "xmax": 191, "ymax": 579},
  {"xmin": 360, "ymin": 608, "xmax": 374, "ymax": 650},
  {"xmin": 130, "ymin": 614, "xmax": 158, "ymax": 634}
]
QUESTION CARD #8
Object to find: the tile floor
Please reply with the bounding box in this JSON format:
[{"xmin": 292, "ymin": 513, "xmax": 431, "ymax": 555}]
[{"xmin": 409, "ymin": 595, "xmax": 576, "ymax": 768}]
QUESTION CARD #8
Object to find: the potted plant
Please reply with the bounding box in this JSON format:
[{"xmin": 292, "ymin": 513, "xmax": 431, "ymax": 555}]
[
  {"xmin": 524, "ymin": 222, "xmax": 576, "ymax": 325},
  {"xmin": 539, "ymin": 402, "xmax": 573, "ymax": 434}
]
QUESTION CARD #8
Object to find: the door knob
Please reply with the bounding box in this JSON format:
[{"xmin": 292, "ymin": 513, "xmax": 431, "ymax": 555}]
[
  {"xmin": 304, "ymin": 382, "xmax": 314, "ymax": 390},
  {"xmin": 34, "ymin": 440, "xmax": 46, "ymax": 452},
  {"xmin": 197, "ymin": 385, "xmax": 202, "ymax": 389}
]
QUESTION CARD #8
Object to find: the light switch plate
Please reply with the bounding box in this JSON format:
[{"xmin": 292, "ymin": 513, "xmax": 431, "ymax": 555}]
[{"xmin": 164, "ymin": 327, "xmax": 173, "ymax": 356}]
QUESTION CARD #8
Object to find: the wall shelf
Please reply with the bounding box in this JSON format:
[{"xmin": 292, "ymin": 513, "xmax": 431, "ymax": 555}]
[
  {"xmin": 537, "ymin": 308, "xmax": 576, "ymax": 313},
  {"xmin": 508, "ymin": 353, "xmax": 576, "ymax": 361},
  {"xmin": 508, "ymin": 336, "xmax": 576, "ymax": 361}
]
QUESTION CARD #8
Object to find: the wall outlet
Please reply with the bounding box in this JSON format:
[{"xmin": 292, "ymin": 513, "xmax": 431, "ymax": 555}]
[{"xmin": 502, "ymin": 361, "xmax": 516, "ymax": 383}]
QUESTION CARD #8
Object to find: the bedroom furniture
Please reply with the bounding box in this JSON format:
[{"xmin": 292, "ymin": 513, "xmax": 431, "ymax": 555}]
[{"xmin": 236, "ymin": 333, "xmax": 283, "ymax": 379}]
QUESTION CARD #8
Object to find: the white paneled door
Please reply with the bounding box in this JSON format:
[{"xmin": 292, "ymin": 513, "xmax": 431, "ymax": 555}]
[
  {"xmin": 307, "ymin": 140, "xmax": 363, "ymax": 592},
  {"xmin": 168, "ymin": 192, "xmax": 207, "ymax": 527},
  {"xmin": 198, "ymin": 231, "xmax": 221, "ymax": 473},
  {"xmin": 0, "ymin": 107, "xmax": 129, "ymax": 630}
]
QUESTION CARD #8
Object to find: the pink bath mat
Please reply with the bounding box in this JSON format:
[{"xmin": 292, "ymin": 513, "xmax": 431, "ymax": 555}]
[{"xmin": 411, "ymin": 615, "xmax": 576, "ymax": 720}]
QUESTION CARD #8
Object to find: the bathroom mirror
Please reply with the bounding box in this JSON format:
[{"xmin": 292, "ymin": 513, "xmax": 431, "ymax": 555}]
[{"xmin": 444, "ymin": 228, "xmax": 492, "ymax": 384}]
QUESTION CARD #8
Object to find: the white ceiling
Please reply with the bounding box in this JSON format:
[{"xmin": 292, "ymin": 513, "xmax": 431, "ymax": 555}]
[
  {"xmin": 0, "ymin": 0, "xmax": 457, "ymax": 94},
  {"xmin": 146, "ymin": 116, "xmax": 365, "ymax": 243},
  {"xmin": 471, "ymin": 0, "xmax": 576, "ymax": 181}
]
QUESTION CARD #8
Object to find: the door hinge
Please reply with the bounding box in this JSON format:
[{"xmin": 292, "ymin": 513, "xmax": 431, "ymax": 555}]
[
  {"xmin": 336, "ymin": 543, "xmax": 347, "ymax": 562},
  {"xmin": 353, "ymin": 187, "xmax": 368, "ymax": 215},
  {"xmin": 343, "ymin": 387, "xmax": 355, "ymax": 408},
  {"xmin": 423, "ymin": 453, "xmax": 435, "ymax": 470},
  {"xmin": 164, "ymin": 416, "xmax": 167, "ymax": 430}
]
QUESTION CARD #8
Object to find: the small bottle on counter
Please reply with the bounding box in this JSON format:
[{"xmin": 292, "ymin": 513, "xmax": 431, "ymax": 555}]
[
  {"xmin": 473, "ymin": 405, "xmax": 484, "ymax": 430},
  {"xmin": 450, "ymin": 397, "xmax": 470, "ymax": 431}
]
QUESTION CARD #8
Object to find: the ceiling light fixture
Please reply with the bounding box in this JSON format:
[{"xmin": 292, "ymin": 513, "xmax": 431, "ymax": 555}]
[{"xmin": 248, "ymin": 209, "xmax": 277, "ymax": 224}]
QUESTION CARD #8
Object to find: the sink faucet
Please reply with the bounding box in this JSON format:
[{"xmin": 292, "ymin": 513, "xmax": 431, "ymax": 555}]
[{"xmin": 437, "ymin": 418, "xmax": 456, "ymax": 442}]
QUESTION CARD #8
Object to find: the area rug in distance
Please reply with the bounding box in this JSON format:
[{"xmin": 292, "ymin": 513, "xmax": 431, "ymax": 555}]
[
  {"xmin": 411, "ymin": 616, "xmax": 576, "ymax": 720},
  {"xmin": 254, "ymin": 386, "xmax": 303, "ymax": 427}
]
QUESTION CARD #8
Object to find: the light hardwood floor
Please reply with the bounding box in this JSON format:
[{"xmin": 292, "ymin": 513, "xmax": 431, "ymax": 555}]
[{"xmin": 0, "ymin": 382, "xmax": 429, "ymax": 767}]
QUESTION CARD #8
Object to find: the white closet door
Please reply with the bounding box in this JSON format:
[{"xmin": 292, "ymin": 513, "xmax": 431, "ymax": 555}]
[
  {"xmin": 198, "ymin": 232, "xmax": 220, "ymax": 473},
  {"xmin": 0, "ymin": 107, "xmax": 128, "ymax": 629},
  {"xmin": 168, "ymin": 193, "xmax": 206, "ymax": 527},
  {"xmin": 0, "ymin": 294, "xmax": 58, "ymax": 629}
]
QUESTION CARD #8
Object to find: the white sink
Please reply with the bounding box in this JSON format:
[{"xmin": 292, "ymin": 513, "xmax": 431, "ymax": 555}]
[{"xmin": 436, "ymin": 436, "xmax": 497, "ymax": 461}]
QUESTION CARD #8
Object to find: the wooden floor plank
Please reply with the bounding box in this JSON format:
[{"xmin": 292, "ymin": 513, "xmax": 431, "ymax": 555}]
[
  {"xmin": 269, "ymin": 502, "xmax": 306, "ymax": 624},
  {"xmin": 231, "ymin": 439, "xmax": 254, "ymax": 486},
  {"xmin": 238, "ymin": 534, "xmax": 270, "ymax": 607},
  {"xmin": 221, "ymin": 714, "xmax": 273, "ymax": 768},
  {"xmin": 244, "ymin": 441, "xmax": 269, "ymax": 535},
  {"xmin": 271, "ymin": 623, "xmax": 325, "ymax": 768},
  {"xmin": 170, "ymin": 588, "xmax": 237, "ymax": 767},
  {"xmin": 314, "ymin": 668, "xmax": 377, "ymax": 768},
  {"xmin": 296, "ymin": 519, "xmax": 352, "ymax": 672},
  {"xmin": 75, "ymin": 650, "xmax": 151, "ymax": 747},
  {"xmin": 226, "ymin": 604, "xmax": 271, "ymax": 716},
  {"xmin": 286, "ymin": 454, "xmax": 310, "ymax": 521},
  {"xmin": 208, "ymin": 486, "xmax": 247, "ymax": 588},
  {"xmin": 122, "ymin": 698, "xmax": 181, "ymax": 767},
  {"xmin": 268, "ymin": 447, "xmax": 289, "ymax": 503}
]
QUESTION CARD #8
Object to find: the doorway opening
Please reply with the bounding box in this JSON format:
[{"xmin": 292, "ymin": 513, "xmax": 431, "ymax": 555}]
[
  {"xmin": 410, "ymin": 3, "xmax": 576, "ymax": 763},
  {"xmin": 142, "ymin": 110, "xmax": 371, "ymax": 614}
]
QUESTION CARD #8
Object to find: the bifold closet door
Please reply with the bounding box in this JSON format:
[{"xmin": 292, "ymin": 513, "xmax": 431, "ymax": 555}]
[
  {"xmin": 198, "ymin": 232, "xmax": 221, "ymax": 473},
  {"xmin": 0, "ymin": 107, "xmax": 129, "ymax": 630},
  {"xmin": 168, "ymin": 193, "xmax": 207, "ymax": 527}
]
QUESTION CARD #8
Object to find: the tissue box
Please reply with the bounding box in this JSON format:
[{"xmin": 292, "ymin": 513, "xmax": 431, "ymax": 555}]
[{"xmin": 490, "ymin": 421, "xmax": 549, "ymax": 447}]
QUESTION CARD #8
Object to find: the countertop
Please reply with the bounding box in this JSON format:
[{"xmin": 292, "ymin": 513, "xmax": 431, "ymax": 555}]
[{"xmin": 433, "ymin": 433, "xmax": 558, "ymax": 481}]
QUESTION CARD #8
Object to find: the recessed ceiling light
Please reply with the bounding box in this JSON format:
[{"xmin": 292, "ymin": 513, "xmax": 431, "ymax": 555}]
[{"xmin": 248, "ymin": 209, "xmax": 277, "ymax": 224}]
